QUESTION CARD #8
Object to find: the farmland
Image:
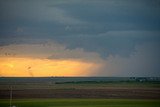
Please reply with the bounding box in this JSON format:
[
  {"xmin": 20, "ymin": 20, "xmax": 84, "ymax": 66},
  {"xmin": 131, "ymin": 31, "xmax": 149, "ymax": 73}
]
[{"xmin": 0, "ymin": 77, "xmax": 160, "ymax": 107}]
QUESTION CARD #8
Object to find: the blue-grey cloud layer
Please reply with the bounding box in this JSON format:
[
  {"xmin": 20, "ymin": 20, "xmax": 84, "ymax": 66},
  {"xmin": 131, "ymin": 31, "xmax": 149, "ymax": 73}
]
[{"xmin": 0, "ymin": 0, "xmax": 160, "ymax": 76}]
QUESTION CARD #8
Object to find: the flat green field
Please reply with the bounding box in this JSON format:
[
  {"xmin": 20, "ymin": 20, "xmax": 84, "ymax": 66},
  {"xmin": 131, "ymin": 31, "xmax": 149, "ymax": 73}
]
[{"xmin": 0, "ymin": 99, "xmax": 160, "ymax": 107}]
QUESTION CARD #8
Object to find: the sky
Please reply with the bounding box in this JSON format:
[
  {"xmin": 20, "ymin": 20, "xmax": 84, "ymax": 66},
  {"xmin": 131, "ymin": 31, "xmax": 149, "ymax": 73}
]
[{"xmin": 0, "ymin": 0, "xmax": 160, "ymax": 77}]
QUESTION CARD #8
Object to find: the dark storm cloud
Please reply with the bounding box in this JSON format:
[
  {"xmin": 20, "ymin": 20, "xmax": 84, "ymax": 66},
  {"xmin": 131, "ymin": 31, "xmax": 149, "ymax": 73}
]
[
  {"xmin": 0, "ymin": 0, "xmax": 160, "ymax": 57},
  {"xmin": 54, "ymin": 31, "xmax": 160, "ymax": 57},
  {"xmin": 0, "ymin": 0, "xmax": 160, "ymax": 76}
]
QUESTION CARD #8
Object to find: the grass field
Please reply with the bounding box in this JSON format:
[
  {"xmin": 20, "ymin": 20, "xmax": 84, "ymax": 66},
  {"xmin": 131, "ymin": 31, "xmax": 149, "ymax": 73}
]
[{"xmin": 0, "ymin": 99, "xmax": 160, "ymax": 107}]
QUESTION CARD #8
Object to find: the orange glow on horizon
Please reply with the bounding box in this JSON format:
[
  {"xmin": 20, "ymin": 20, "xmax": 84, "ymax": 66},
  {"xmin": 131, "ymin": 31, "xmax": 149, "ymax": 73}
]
[{"xmin": 0, "ymin": 57, "xmax": 99, "ymax": 77}]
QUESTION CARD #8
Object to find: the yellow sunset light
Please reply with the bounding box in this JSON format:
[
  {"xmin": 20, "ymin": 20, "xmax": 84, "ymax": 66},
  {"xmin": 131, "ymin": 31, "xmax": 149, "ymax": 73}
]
[
  {"xmin": 5, "ymin": 63, "xmax": 14, "ymax": 68},
  {"xmin": 0, "ymin": 57, "xmax": 99, "ymax": 77}
]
